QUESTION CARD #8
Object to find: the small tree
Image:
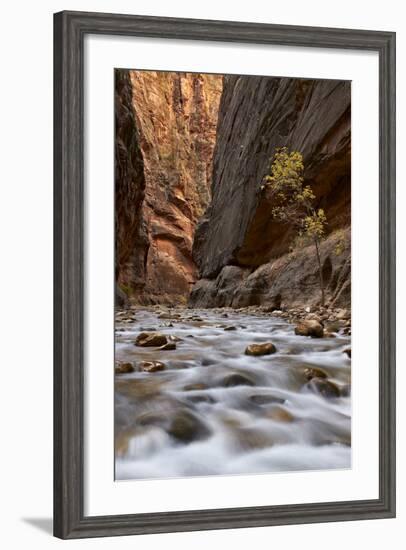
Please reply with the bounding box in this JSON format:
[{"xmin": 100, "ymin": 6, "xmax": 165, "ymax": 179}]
[{"xmin": 264, "ymin": 147, "xmax": 327, "ymax": 306}]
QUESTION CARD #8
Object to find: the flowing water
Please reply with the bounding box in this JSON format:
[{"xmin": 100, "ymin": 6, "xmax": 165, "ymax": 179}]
[{"xmin": 115, "ymin": 308, "xmax": 351, "ymax": 480}]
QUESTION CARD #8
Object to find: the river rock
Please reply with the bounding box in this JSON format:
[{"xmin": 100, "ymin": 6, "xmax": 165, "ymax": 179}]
[
  {"xmin": 139, "ymin": 361, "xmax": 166, "ymax": 373},
  {"xmin": 167, "ymin": 410, "xmax": 211, "ymax": 443},
  {"xmin": 295, "ymin": 320, "xmax": 324, "ymax": 338},
  {"xmin": 115, "ymin": 361, "xmax": 135, "ymax": 374},
  {"xmin": 303, "ymin": 367, "xmax": 328, "ymax": 381},
  {"xmin": 245, "ymin": 342, "xmax": 277, "ymax": 356},
  {"xmin": 187, "ymin": 394, "xmax": 216, "ymax": 404},
  {"xmin": 137, "ymin": 411, "xmax": 168, "ymax": 427},
  {"xmin": 266, "ymin": 406, "xmax": 294, "ymax": 422},
  {"xmin": 135, "ymin": 332, "xmax": 168, "ymax": 347},
  {"xmin": 224, "ymin": 325, "xmax": 237, "ymax": 331},
  {"xmin": 250, "ymin": 394, "xmax": 285, "ymax": 405},
  {"xmin": 222, "ymin": 373, "xmax": 255, "ymax": 387},
  {"xmin": 158, "ymin": 312, "xmax": 181, "ymax": 320},
  {"xmin": 158, "ymin": 342, "xmax": 177, "ymax": 351},
  {"xmin": 169, "ymin": 335, "xmax": 182, "ymax": 342},
  {"xmin": 234, "ymin": 427, "xmax": 274, "ymax": 450},
  {"xmin": 305, "ymin": 377, "xmax": 340, "ymax": 398},
  {"xmin": 336, "ymin": 308, "xmax": 350, "ymax": 320},
  {"xmin": 343, "ymin": 347, "xmax": 351, "ymax": 358},
  {"xmin": 306, "ymin": 313, "xmax": 322, "ymax": 323}
]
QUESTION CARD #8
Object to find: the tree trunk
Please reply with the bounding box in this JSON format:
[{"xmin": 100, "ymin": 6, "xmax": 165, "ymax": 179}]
[{"xmin": 314, "ymin": 238, "xmax": 325, "ymax": 306}]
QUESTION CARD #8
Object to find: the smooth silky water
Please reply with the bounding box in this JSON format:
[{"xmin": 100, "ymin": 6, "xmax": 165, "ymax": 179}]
[{"xmin": 115, "ymin": 309, "xmax": 351, "ymax": 480}]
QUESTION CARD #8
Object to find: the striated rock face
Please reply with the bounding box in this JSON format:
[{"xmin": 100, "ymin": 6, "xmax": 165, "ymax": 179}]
[
  {"xmin": 115, "ymin": 70, "xmax": 149, "ymax": 294},
  {"xmin": 127, "ymin": 70, "xmax": 222, "ymax": 303},
  {"xmin": 190, "ymin": 75, "xmax": 351, "ymax": 309},
  {"xmin": 115, "ymin": 70, "xmax": 222, "ymax": 303},
  {"xmin": 190, "ymin": 228, "xmax": 351, "ymax": 310},
  {"xmin": 193, "ymin": 76, "xmax": 351, "ymax": 279}
]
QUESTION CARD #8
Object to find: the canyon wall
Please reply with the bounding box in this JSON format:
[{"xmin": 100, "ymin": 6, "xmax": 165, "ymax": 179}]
[
  {"xmin": 190, "ymin": 76, "xmax": 351, "ymax": 310},
  {"xmin": 115, "ymin": 70, "xmax": 223, "ymax": 304},
  {"xmin": 115, "ymin": 70, "xmax": 148, "ymax": 303}
]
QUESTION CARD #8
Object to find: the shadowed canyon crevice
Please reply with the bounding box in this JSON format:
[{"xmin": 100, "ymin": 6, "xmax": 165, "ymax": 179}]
[{"xmin": 115, "ymin": 72, "xmax": 350, "ymax": 309}]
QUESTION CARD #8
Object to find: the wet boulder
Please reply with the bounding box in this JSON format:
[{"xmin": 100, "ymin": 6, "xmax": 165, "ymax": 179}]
[
  {"xmin": 135, "ymin": 332, "xmax": 168, "ymax": 347},
  {"xmin": 343, "ymin": 347, "xmax": 351, "ymax": 358},
  {"xmin": 305, "ymin": 377, "xmax": 340, "ymax": 398},
  {"xmin": 266, "ymin": 406, "xmax": 294, "ymax": 422},
  {"xmin": 336, "ymin": 308, "xmax": 350, "ymax": 320},
  {"xmin": 222, "ymin": 373, "xmax": 255, "ymax": 387},
  {"xmin": 158, "ymin": 312, "xmax": 181, "ymax": 320},
  {"xmin": 158, "ymin": 342, "xmax": 177, "ymax": 351},
  {"xmin": 294, "ymin": 320, "xmax": 324, "ymax": 338},
  {"xmin": 186, "ymin": 394, "xmax": 216, "ymax": 404},
  {"xmin": 201, "ymin": 357, "xmax": 216, "ymax": 366},
  {"xmin": 303, "ymin": 367, "xmax": 328, "ymax": 381},
  {"xmin": 250, "ymin": 394, "xmax": 285, "ymax": 405},
  {"xmin": 169, "ymin": 335, "xmax": 182, "ymax": 342},
  {"xmin": 139, "ymin": 360, "xmax": 166, "ymax": 373},
  {"xmin": 115, "ymin": 361, "xmax": 135, "ymax": 375},
  {"xmin": 245, "ymin": 342, "xmax": 277, "ymax": 356},
  {"xmin": 167, "ymin": 410, "xmax": 211, "ymax": 443},
  {"xmin": 233, "ymin": 427, "xmax": 274, "ymax": 450}
]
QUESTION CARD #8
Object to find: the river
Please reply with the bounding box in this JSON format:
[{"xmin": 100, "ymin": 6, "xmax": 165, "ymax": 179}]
[{"xmin": 115, "ymin": 307, "xmax": 351, "ymax": 480}]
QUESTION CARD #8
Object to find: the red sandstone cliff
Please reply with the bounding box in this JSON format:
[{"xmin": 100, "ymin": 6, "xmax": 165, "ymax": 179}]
[{"xmin": 115, "ymin": 70, "xmax": 222, "ymax": 303}]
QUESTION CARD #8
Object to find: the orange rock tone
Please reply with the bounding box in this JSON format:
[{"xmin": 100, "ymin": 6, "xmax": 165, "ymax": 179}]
[{"xmin": 115, "ymin": 70, "xmax": 222, "ymax": 304}]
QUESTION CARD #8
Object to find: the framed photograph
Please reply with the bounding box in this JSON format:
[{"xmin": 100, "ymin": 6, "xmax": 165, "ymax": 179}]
[{"xmin": 54, "ymin": 10, "xmax": 396, "ymax": 539}]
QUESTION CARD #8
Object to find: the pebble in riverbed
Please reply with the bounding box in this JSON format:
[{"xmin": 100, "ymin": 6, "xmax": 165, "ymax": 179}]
[
  {"xmin": 138, "ymin": 361, "xmax": 166, "ymax": 373},
  {"xmin": 305, "ymin": 377, "xmax": 341, "ymax": 398},
  {"xmin": 250, "ymin": 394, "xmax": 285, "ymax": 405},
  {"xmin": 115, "ymin": 361, "xmax": 135, "ymax": 374},
  {"xmin": 303, "ymin": 367, "xmax": 328, "ymax": 381},
  {"xmin": 167, "ymin": 410, "xmax": 211, "ymax": 443},
  {"xmin": 294, "ymin": 320, "xmax": 324, "ymax": 338},
  {"xmin": 266, "ymin": 406, "xmax": 295, "ymax": 423},
  {"xmin": 245, "ymin": 342, "xmax": 277, "ymax": 356},
  {"xmin": 135, "ymin": 332, "xmax": 168, "ymax": 347},
  {"xmin": 222, "ymin": 373, "xmax": 255, "ymax": 387},
  {"xmin": 158, "ymin": 342, "xmax": 177, "ymax": 350}
]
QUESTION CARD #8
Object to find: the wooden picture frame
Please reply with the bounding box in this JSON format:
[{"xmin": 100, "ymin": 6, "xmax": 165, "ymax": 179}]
[{"xmin": 54, "ymin": 10, "xmax": 396, "ymax": 539}]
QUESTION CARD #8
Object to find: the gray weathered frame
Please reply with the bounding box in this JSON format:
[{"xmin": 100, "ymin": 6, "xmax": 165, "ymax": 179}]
[{"xmin": 54, "ymin": 10, "xmax": 396, "ymax": 539}]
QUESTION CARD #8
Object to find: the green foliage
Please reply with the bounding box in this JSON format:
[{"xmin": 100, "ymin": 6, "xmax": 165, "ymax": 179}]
[
  {"xmin": 302, "ymin": 209, "xmax": 327, "ymax": 240},
  {"xmin": 264, "ymin": 147, "xmax": 327, "ymax": 239},
  {"xmin": 264, "ymin": 147, "xmax": 328, "ymax": 305},
  {"xmin": 265, "ymin": 148, "xmax": 304, "ymax": 193}
]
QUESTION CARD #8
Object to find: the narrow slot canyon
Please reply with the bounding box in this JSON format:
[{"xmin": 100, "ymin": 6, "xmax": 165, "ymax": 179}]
[
  {"xmin": 115, "ymin": 70, "xmax": 350, "ymax": 311},
  {"xmin": 114, "ymin": 69, "xmax": 352, "ymax": 480}
]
